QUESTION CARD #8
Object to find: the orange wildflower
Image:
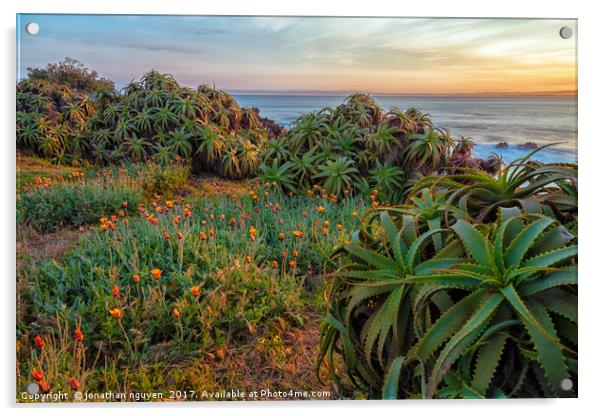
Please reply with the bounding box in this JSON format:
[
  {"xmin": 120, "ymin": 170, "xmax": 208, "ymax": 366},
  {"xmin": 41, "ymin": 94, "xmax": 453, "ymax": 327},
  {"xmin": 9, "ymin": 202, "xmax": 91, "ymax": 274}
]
[
  {"xmin": 34, "ymin": 335, "xmax": 44, "ymax": 348},
  {"xmin": 132, "ymin": 274, "xmax": 140, "ymax": 284},
  {"xmin": 74, "ymin": 328, "xmax": 84, "ymax": 342},
  {"xmin": 352, "ymin": 211, "xmax": 358, "ymax": 218},
  {"xmin": 278, "ymin": 232, "xmax": 285, "ymax": 241},
  {"xmin": 281, "ymin": 250, "xmax": 287, "ymax": 258},
  {"xmin": 323, "ymin": 229, "xmax": 329, "ymax": 236},
  {"xmin": 323, "ymin": 220, "xmax": 330, "ymax": 228},
  {"xmin": 110, "ymin": 308, "xmax": 122, "ymax": 319},
  {"xmin": 68, "ymin": 377, "xmax": 81, "ymax": 390},
  {"xmin": 177, "ymin": 231, "xmax": 183, "ymax": 240},
  {"xmin": 151, "ymin": 268, "xmax": 162, "ymax": 280},
  {"xmin": 31, "ymin": 370, "xmax": 43, "ymax": 381},
  {"xmin": 292, "ymin": 230, "xmax": 304, "ymax": 238},
  {"xmin": 112, "ymin": 285, "xmax": 119, "ymax": 297},
  {"xmin": 199, "ymin": 231, "xmax": 207, "ymax": 241},
  {"xmin": 289, "ymin": 260, "xmax": 296, "ymax": 269},
  {"xmin": 164, "ymin": 231, "xmax": 171, "ymax": 240},
  {"xmin": 38, "ymin": 379, "xmax": 51, "ymax": 393},
  {"xmin": 191, "ymin": 286, "xmax": 201, "ymax": 297},
  {"xmin": 245, "ymin": 255, "xmax": 251, "ymax": 264},
  {"xmin": 172, "ymin": 308, "xmax": 181, "ymax": 318},
  {"xmin": 293, "ymin": 250, "xmax": 298, "ymax": 258},
  {"xmin": 337, "ymin": 223, "xmax": 343, "ymax": 232},
  {"xmin": 272, "ymin": 260, "xmax": 279, "ymax": 270}
]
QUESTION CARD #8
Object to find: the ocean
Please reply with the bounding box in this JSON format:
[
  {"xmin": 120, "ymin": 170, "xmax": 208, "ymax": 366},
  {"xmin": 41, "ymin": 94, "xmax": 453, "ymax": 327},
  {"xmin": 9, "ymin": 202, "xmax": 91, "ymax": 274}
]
[{"xmin": 234, "ymin": 95, "xmax": 577, "ymax": 164}]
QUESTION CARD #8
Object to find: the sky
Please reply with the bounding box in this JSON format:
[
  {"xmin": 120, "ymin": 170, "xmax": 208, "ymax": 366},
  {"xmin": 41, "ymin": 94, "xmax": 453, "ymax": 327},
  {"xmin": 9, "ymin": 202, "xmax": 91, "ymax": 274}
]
[{"xmin": 17, "ymin": 15, "xmax": 577, "ymax": 95}]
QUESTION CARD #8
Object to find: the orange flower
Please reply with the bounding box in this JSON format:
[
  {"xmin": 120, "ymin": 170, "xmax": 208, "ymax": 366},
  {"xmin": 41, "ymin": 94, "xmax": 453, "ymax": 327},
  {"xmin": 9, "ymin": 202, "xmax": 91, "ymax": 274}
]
[
  {"xmin": 272, "ymin": 260, "xmax": 279, "ymax": 270},
  {"xmin": 337, "ymin": 223, "xmax": 343, "ymax": 232},
  {"xmin": 281, "ymin": 250, "xmax": 287, "ymax": 258},
  {"xmin": 250, "ymin": 235, "xmax": 256, "ymax": 242},
  {"xmin": 172, "ymin": 308, "xmax": 181, "ymax": 319},
  {"xmin": 245, "ymin": 255, "xmax": 251, "ymax": 264},
  {"xmin": 68, "ymin": 377, "xmax": 81, "ymax": 390},
  {"xmin": 133, "ymin": 274, "xmax": 140, "ymax": 284},
  {"xmin": 229, "ymin": 217, "xmax": 237, "ymax": 226},
  {"xmin": 352, "ymin": 211, "xmax": 358, "ymax": 218},
  {"xmin": 74, "ymin": 328, "xmax": 84, "ymax": 342},
  {"xmin": 199, "ymin": 231, "xmax": 207, "ymax": 241},
  {"xmin": 191, "ymin": 286, "xmax": 201, "ymax": 297},
  {"xmin": 38, "ymin": 379, "xmax": 51, "ymax": 393},
  {"xmin": 289, "ymin": 260, "xmax": 296, "ymax": 269},
  {"xmin": 177, "ymin": 231, "xmax": 183, "ymax": 240},
  {"xmin": 34, "ymin": 335, "xmax": 44, "ymax": 348},
  {"xmin": 278, "ymin": 232, "xmax": 285, "ymax": 241},
  {"xmin": 316, "ymin": 206, "xmax": 324, "ymax": 213},
  {"xmin": 151, "ymin": 268, "xmax": 162, "ymax": 280},
  {"xmin": 323, "ymin": 229, "xmax": 329, "ymax": 237},
  {"xmin": 293, "ymin": 250, "xmax": 298, "ymax": 258},
  {"xmin": 31, "ymin": 370, "xmax": 43, "ymax": 381},
  {"xmin": 323, "ymin": 220, "xmax": 330, "ymax": 228},
  {"xmin": 209, "ymin": 228, "xmax": 214, "ymax": 238},
  {"xmin": 112, "ymin": 285, "xmax": 119, "ymax": 297},
  {"xmin": 292, "ymin": 230, "xmax": 304, "ymax": 238},
  {"xmin": 110, "ymin": 308, "xmax": 122, "ymax": 319},
  {"xmin": 164, "ymin": 231, "xmax": 171, "ymax": 240}
]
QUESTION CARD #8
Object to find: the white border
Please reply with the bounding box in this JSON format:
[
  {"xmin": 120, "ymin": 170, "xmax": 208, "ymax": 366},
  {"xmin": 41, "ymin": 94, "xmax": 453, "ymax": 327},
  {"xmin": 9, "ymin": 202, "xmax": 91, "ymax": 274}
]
[{"xmin": 2, "ymin": 1, "xmax": 600, "ymax": 415}]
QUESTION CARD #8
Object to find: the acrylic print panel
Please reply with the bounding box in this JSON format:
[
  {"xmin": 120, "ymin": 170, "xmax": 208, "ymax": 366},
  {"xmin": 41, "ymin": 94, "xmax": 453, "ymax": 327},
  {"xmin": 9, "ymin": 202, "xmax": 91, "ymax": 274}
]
[{"xmin": 16, "ymin": 14, "xmax": 577, "ymax": 402}]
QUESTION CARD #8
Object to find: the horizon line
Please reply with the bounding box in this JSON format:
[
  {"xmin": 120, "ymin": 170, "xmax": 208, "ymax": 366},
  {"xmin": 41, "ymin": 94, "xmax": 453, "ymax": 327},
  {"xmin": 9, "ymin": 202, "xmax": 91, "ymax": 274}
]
[{"xmin": 227, "ymin": 89, "xmax": 577, "ymax": 98}]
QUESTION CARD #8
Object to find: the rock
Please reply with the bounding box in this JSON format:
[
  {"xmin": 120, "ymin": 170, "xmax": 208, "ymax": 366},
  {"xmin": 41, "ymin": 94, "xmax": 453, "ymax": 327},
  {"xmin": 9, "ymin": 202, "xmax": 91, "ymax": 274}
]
[
  {"xmin": 516, "ymin": 142, "xmax": 539, "ymax": 150},
  {"xmin": 496, "ymin": 142, "xmax": 509, "ymax": 149}
]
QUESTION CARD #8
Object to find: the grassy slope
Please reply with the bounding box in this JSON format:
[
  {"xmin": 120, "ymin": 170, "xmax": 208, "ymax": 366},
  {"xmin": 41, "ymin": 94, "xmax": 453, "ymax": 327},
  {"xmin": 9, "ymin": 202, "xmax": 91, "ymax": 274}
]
[{"xmin": 16, "ymin": 155, "xmax": 358, "ymax": 401}]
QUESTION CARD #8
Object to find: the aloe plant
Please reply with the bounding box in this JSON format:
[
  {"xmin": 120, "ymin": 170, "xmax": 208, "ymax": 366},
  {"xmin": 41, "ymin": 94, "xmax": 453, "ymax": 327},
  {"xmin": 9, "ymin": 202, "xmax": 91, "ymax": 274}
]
[
  {"xmin": 320, "ymin": 207, "xmax": 577, "ymax": 399},
  {"xmin": 319, "ymin": 210, "xmax": 461, "ymax": 395},
  {"xmin": 383, "ymin": 208, "xmax": 577, "ymax": 398},
  {"xmin": 314, "ymin": 157, "xmax": 360, "ymax": 197}
]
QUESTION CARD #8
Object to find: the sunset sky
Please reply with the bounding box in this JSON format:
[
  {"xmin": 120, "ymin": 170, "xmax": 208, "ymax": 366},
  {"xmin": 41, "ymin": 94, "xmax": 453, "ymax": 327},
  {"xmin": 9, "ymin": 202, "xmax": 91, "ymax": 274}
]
[{"xmin": 17, "ymin": 15, "xmax": 577, "ymax": 95}]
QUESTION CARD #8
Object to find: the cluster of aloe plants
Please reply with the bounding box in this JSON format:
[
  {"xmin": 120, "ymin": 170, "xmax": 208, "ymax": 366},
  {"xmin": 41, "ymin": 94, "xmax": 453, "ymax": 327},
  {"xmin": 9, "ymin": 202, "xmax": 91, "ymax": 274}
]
[
  {"xmin": 319, "ymin": 148, "xmax": 577, "ymax": 398},
  {"xmin": 17, "ymin": 59, "xmax": 280, "ymax": 178},
  {"xmin": 260, "ymin": 94, "xmax": 501, "ymax": 202}
]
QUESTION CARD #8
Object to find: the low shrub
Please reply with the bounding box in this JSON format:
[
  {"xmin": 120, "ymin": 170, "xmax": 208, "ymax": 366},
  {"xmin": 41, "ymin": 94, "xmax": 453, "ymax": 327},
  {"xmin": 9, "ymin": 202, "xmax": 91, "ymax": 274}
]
[
  {"xmin": 21, "ymin": 189, "xmax": 368, "ymax": 392},
  {"xmin": 140, "ymin": 162, "xmax": 191, "ymax": 197},
  {"xmin": 17, "ymin": 171, "xmax": 142, "ymax": 233}
]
